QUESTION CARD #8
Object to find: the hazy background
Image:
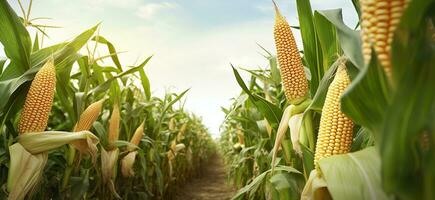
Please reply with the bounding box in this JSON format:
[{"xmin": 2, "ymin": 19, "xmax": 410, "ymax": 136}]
[{"xmin": 2, "ymin": 0, "xmax": 357, "ymax": 138}]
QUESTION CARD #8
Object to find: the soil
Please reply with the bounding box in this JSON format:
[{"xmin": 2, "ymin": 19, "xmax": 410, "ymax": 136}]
[{"xmin": 176, "ymin": 154, "xmax": 236, "ymax": 200}]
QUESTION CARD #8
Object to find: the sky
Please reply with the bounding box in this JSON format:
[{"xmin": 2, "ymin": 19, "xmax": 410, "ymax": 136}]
[{"xmin": 2, "ymin": 0, "xmax": 357, "ymax": 138}]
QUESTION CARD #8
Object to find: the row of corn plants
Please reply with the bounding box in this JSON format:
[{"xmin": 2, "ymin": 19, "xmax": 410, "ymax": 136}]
[
  {"xmin": 0, "ymin": 1, "xmax": 215, "ymax": 199},
  {"xmin": 221, "ymin": 0, "xmax": 434, "ymax": 199}
]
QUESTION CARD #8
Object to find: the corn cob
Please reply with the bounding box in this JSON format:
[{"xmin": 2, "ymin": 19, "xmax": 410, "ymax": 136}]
[
  {"xmin": 18, "ymin": 59, "xmax": 56, "ymax": 134},
  {"xmin": 360, "ymin": 0, "xmax": 409, "ymax": 79},
  {"xmin": 236, "ymin": 129, "xmax": 244, "ymax": 145},
  {"xmin": 73, "ymin": 99, "xmax": 104, "ymax": 131},
  {"xmin": 168, "ymin": 118, "xmax": 176, "ymax": 131},
  {"xmin": 273, "ymin": 2, "xmax": 309, "ymax": 104},
  {"xmin": 314, "ymin": 64, "xmax": 354, "ymax": 167},
  {"xmin": 128, "ymin": 123, "xmax": 144, "ymax": 151},
  {"xmin": 108, "ymin": 104, "xmax": 120, "ymax": 143}
]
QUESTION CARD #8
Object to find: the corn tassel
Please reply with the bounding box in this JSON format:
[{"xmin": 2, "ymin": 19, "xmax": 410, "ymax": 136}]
[
  {"xmin": 273, "ymin": 1, "xmax": 309, "ymax": 104},
  {"xmin": 314, "ymin": 64, "xmax": 354, "ymax": 168}
]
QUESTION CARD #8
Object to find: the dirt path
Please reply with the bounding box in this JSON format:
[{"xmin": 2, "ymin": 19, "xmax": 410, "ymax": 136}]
[{"xmin": 176, "ymin": 154, "xmax": 235, "ymax": 200}]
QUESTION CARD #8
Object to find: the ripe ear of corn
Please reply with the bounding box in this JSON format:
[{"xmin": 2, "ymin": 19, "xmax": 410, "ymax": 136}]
[
  {"xmin": 73, "ymin": 99, "xmax": 104, "ymax": 132},
  {"xmin": 8, "ymin": 59, "xmax": 56, "ymax": 200},
  {"xmin": 314, "ymin": 64, "xmax": 354, "ymax": 168},
  {"xmin": 360, "ymin": 0, "xmax": 409, "ymax": 79},
  {"xmin": 177, "ymin": 123, "xmax": 187, "ymax": 142},
  {"xmin": 108, "ymin": 104, "xmax": 120, "ymax": 144},
  {"xmin": 273, "ymin": 2, "xmax": 309, "ymax": 104},
  {"xmin": 71, "ymin": 99, "xmax": 104, "ymax": 157},
  {"xmin": 18, "ymin": 59, "xmax": 56, "ymax": 134},
  {"xmin": 236, "ymin": 129, "xmax": 244, "ymax": 145},
  {"xmin": 121, "ymin": 123, "xmax": 145, "ymax": 177},
  {"xmin": 128, "ymin": 123, "xmax": 144, "ymax": 151}
]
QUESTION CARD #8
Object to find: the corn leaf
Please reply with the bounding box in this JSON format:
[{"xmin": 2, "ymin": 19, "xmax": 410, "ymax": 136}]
[
  {"xmin": 0, "ymin": 0, "xmax": 32, "ymax": 78},
  {"xmin": 92, "ymin": 36, "xmax": 123, "ymax": 71},
  {"xmin": 0, "ymin": 25, "xmax": 98, "ymax": 113},
  {"xmin": 232, "ymin": 66, "xmax": 282, "ymax": 129},
  {"xmin": 318, "ymin": 9, "xmax": 364, "ymax": 69},
  {"xmin": 318, "ymin": 147, "xmax": 391, "ymax": 200},
  {"xmin": 296, "ymin": 0, "xmax": 322, "ymax": 95},
  {"xmin": 313, "ymin": 11, "xmax": 340, "ymax": 73}
]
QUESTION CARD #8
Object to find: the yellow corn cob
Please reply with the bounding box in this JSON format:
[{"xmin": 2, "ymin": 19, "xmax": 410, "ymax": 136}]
[
  {"xmin": 18, "ymin": 59, "xmax": 56, "ymax": 134},
  {"xmin": 360, "ymin": 0, "xmax": 409, "ymax": 79},
  {"xmin": 108, "ymin": 104, "xmax": 120, "ymax": 143},
  {"xmin": 168, "ymin": 118, "xmax": 176, "ymax": 131},
  {"xmin": 129, "ymin": 123, "xmax": 144, "ymax": 148},
  {"xmin": 237, "ymin": 129, "xmax": 244, "ymax": 145},
  {"xmin": 73, "ymin": 99, "xmax": 104, "ymax": 132},
  {"xmin": 314, "ymin": 64, "xmax": 354, "ymax": 167},
  {"xmin": 273, "ymin": 2, "xmax": 309, "ymax": 104}
]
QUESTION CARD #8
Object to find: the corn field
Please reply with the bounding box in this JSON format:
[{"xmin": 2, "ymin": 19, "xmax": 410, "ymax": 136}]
[
  {"xmin": 220, "ymin": 0, "xmax": 435, "ymax": 200},
  {"xmin": 0, "ymin": 0, "xmax": 434, "ymax": 200},
  {"xmin": 0, "ymin": 1, "xmax": 215, "ymax": 199}
]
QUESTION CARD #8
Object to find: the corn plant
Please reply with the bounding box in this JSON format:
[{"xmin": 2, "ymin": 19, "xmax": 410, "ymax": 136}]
[
  {"xmin": 0, "ymin": 1, "xmax": 216, "ymax": 200},
  {"xmin": 222, "ymin": 0, "xmax": 435, "ymax": 199}
]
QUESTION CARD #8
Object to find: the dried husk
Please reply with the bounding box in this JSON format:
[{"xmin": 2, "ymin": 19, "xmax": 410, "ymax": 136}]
[
  {"xmin": 7, "ymin": 130, "xmax": 99, "ymax": 200},
  {"xmin": 121, "ymin": 151, "xmax": 138, "ymax": 177}
]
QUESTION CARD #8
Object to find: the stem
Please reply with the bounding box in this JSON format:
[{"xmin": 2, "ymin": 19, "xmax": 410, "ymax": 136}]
[
  {"xmin": 304, "ymin": 111, "xmax": 315, "ymax": 151},
  {"xmin": 62, "ymin": 144, "xmax": 76, "ymax": 190}
]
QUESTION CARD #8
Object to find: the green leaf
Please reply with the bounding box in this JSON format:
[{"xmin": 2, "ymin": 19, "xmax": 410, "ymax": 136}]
[
  {"xmin": 319, "ymin": 147, "xmax": 392, "ymax": 200},
  {"xmin": 32, "ymin": 32, "xmax": 39, "ymax": 52},
  {"xmin": 70, "ymin": 170, "xmax": 90, "ymax": 200},
  {"xmin": 341, "ymin": 53, "xmax": 390, "ymax": 133},
  {"xmin": 0, "ymin": 58, "xmax": 6, "ymax": 75},
  {"xmin": 92, "ymin": 35, "xmax": 123, "ymax": 71},
  {"xmin": 301, "ymin": 144, "xmax": 314, "ymax": 179},
  {"xmin": 296, "ymin": 0, "xmax": 322, "ymax": 95},
  {"xmin": 270, "ymin": 172, "xmax": 305, "ymax": 200},
  {"xmin": 308, "ymin": 59, "xmax": 340, "ymax": 113},
  {"xmin": 351, "ymin": 0, "xmax": 361, "ymax": 20},
  {"xmin": 232, "ymin": 66, "xmax": 282, "ymax": 128},
  {"xmin": 137, "ymin": 56, "xmax": 153, "ymax": 100},
  {"xmin": 0, "ymin": 0, "xmax": 32, "ymax": 77},
  {"xmin": 89, "ymin": 56, "xmax": 151, "ymax": 95},
  {"xmin": 318, "ymin": 9, "xmax": 364, "ymax": 69},
  {"xmin": 0, "ymin": 24, "xmax": 98, "ymax": 113},
  {"xmin": 313, "ymin": 11, "xmax": 340, "ymax": 74}
]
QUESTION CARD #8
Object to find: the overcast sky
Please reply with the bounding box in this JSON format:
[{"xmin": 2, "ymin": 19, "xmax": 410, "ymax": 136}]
[{"xmin": 2, "ymin": 0, "xmax": 357, "ymax": 138}]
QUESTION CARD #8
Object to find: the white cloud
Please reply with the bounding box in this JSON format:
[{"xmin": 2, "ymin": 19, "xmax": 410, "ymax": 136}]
[
  {"xmin": 136, "ymin": 2, "xmax": 177, "ymax": 20},
  {"xmin": 84, "ymin": 0, "xmax": 141, "ymax": 10}
]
